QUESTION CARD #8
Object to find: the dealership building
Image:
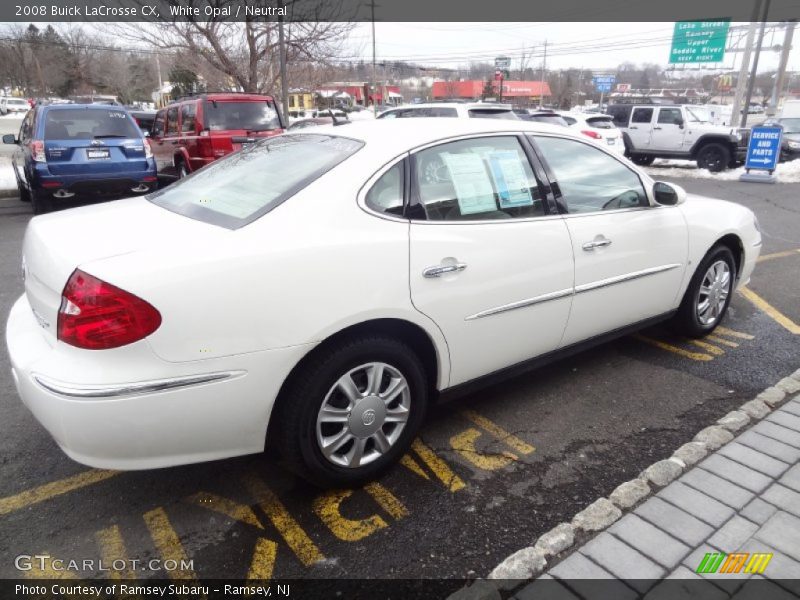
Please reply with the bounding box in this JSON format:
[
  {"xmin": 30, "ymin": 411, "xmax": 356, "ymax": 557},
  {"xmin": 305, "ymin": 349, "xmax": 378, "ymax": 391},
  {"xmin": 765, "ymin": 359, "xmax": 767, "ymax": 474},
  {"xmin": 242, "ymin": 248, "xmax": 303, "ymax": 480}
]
[{"xmin": 431, "ymin": 80, "xmax": 551, "ymax": 104}]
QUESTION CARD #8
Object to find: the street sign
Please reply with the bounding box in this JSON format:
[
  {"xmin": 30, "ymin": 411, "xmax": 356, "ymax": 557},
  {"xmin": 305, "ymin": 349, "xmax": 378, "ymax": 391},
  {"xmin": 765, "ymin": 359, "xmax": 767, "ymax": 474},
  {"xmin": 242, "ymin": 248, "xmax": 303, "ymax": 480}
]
[
  {"xmin": 669, "ymin": 20, "xmax": 730, "ymax": 64},
  {"xmin": 745, "ymin": 126, "xmax": 783, "ymax": 172},
  {"xmin": 495, "ymin": 56, "xmax": 511, "ymax": 69},
  {"xmin": 593, "ymin": 75, "xmax": 615, "ymax": 93},
  {"xmin": 616, "ymin": 83, "xmax": 631, "ymax": 93}
]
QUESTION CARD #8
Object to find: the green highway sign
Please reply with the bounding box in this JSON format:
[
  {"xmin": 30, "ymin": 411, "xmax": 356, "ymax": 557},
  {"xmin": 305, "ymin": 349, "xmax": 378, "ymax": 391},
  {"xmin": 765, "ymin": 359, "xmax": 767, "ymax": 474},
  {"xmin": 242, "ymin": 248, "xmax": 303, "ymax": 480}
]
[{"xmin": 669, "ymin": 20, "xmax": 730, "ymax": 64}]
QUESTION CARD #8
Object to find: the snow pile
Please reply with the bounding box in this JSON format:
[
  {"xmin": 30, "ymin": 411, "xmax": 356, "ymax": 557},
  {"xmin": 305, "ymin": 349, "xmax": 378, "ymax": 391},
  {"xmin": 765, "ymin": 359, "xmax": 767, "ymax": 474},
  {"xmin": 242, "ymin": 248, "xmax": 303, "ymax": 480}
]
[
  {"xmin": 0, "ymin": 157, "xmax": 17, "ymax": 191},
  {"xmin": 645, "ymin": 158, "xmax": 800, "ymax": 183}
]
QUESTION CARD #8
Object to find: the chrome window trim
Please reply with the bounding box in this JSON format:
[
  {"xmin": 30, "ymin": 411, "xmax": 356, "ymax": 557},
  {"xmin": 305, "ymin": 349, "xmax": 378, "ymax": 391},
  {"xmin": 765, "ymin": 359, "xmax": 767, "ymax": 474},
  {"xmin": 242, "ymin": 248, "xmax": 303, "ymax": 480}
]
[
  {"xmin": 32, "ymin": 371, "xmax": 246, "ymax": 399},
  {"xmin": 356, "ymin": 153, "xmax": 410, "ymax": 224},
  {"xmin": 465, "ymin": 263, "xmax": 682, "ymax": 321}
]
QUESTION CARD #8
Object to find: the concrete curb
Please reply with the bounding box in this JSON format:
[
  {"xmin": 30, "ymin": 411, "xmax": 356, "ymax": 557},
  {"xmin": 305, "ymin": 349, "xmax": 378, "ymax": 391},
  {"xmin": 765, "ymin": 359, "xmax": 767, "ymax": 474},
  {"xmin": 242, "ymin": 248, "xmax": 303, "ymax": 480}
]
[
  {"xmin": 447, "ymin": 371, "xmax": 800, "ymax": 599},
  {"xmin": 0, "ymin": 188, "xmax": 18, "ymax": 198}
]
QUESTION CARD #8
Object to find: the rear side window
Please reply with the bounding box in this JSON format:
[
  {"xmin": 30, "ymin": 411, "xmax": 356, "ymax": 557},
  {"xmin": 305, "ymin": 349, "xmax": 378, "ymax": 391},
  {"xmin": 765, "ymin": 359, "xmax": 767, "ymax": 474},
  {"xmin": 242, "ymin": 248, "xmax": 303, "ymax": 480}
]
[
  {"xmin": 180, "ymin": 104, "xmax": 196, "ymax": 132},
  {"xmin": 467, "ymin": 109, "xmax": 517, "ymax": 120},
  {"xmin": 43, "ymin": 109, "xmax": 140, "ymax": 140},
  {"xmin": 148, "ymin": 134, "xmax": 363, "ymax": 229},
  {"xmin": 365, "ymin": 161, "xmax": 404, "ymax": 217},
  {"xmin": 166, "ymin": 106, "xmax": 179, "ymax": 134},
  {"xmin": 428, "ymin": 107, "xmax": 458, "ymax": 117},
  {"xmin": 631, "ymin": 108, "xmax": 654, "ymax": 124},
  {"xmin": 203, "ymin": 100, "xmax": 280, "ymax": 131}
]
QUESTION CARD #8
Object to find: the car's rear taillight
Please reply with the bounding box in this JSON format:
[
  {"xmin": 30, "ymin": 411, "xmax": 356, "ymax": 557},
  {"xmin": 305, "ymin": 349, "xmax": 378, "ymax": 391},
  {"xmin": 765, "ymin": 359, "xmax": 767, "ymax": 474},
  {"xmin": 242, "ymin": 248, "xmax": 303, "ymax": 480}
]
[
  {"xmin": 143, "ymin": 137, "xmax": 153, "ymax": 159},
  {"xmin": 31, "ymin": 140, "xmax": 46, "ymax": 162},
  {"xmin": 581, "ymin": 130, "xmax": 602, "ymax": 140},
  {"xmin": 57, "ymin": 269, "xmax": 162, "ymax": 350}
]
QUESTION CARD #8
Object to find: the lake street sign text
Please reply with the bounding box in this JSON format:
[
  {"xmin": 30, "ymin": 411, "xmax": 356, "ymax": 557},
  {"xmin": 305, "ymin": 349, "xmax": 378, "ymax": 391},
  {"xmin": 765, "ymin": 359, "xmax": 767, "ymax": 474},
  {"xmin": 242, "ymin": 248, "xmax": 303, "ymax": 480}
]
[{"xmin": 669, "ymin": 20, "xmax": 730, "ymax": 64}]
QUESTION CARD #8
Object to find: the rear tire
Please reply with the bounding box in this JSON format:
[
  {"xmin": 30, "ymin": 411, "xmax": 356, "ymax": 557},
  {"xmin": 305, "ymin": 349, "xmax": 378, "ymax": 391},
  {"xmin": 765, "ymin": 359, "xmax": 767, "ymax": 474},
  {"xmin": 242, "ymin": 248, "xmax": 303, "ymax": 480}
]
[
  {"xmin": 632, "ymin": 155, "xmax": 655, "ymax": 166},
  {"xmin": 273, "ymin": 335, "xmax": 429, "ymax": 488},
  {"xmin": 16, "ymin": 178, "xmax": 30, "ymax": 203},
  {"xmin": 177, "ymin": 162, "xmax": 189, "ymax": 179},
  {"xmin": 696, "ymin": 143, "xmax": 731, "ymax": 172},
  {"xmin": 671, "ymin": 245, "xmax": 736, "ymax": 338},
  {"xmin": 30, "ymin": 189, "xmax": 51, "ymax": 215}
]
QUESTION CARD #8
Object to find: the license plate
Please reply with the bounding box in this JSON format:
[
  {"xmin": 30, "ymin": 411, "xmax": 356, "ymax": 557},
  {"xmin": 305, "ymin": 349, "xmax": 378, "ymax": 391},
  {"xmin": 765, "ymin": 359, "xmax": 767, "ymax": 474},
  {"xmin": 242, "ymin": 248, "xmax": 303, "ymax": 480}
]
[
  {"xmin": 87, "ymin": 148, "xmax": 110, "ymax": 159},
  {"xmin": 607, "ymin": 139, "xmax": 616, "ymax": 145}
]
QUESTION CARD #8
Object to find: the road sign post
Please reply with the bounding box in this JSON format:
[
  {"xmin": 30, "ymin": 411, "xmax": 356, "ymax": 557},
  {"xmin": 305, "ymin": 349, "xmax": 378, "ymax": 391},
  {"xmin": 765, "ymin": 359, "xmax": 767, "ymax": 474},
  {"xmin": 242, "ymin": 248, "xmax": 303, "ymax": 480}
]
[{"xmin": 740, "ymin": 125, "xmax": 783, "ymax": 184}]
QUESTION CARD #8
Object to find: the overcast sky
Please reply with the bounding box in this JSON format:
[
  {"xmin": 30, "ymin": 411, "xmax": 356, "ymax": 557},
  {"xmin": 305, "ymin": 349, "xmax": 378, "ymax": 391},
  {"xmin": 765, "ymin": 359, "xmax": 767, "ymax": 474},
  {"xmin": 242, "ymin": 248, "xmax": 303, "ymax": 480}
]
[{"xmin": 344, "ymin": 22, "xmax": 799, "ymax": 75}]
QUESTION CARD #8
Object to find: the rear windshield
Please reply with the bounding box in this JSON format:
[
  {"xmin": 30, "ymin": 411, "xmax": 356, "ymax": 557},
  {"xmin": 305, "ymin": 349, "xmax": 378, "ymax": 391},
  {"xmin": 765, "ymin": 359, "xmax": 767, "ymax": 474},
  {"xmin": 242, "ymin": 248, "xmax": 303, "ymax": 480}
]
[
  {"xmin": 204, "ymin": 100, "xmax": 281, "ymax": 131},
  {"xmin": 7, "ymin": 99, "xmax": 28, "ymax": 105},
  {"xmin": 586, "ymin": 117, "xmax": 615, "ymax": 129},
  {"xmin": 147, "ymin": 133, "xmax": 363, "ymax": 229},
  {"xmin": 44, "ymin": 109, "xmax": 140, "ymax": 140},
  {"xmin": 467, "ymin": 109, "xmax": 518, "ymax": 120}
]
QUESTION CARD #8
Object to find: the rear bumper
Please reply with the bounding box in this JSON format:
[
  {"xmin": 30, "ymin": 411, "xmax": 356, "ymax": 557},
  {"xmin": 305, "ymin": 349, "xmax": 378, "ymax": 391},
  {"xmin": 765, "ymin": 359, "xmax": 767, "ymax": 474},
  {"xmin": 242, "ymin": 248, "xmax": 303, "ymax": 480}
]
[
  {"xmin": 6, "ymin": 294, "xmax": 313, "ymax": 470},
  {"xmin": 31, "ymin": 160, "xmax": 158, "ymax": 198}
]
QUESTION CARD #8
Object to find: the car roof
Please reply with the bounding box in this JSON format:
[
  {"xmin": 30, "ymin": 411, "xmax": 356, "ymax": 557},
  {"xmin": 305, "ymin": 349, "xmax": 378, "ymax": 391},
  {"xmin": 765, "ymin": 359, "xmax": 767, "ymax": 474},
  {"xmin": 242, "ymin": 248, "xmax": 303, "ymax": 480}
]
[
  {"xmin": 386, "ymin": 102, "xmax": 513, "ymax": 110},
  {"xmin": 291, "ymin": 118, "xmax": 583, "ymax": 158},
  {"xmin": 42, "ymin": 103, "xmax": 126, "ymax": 112}
]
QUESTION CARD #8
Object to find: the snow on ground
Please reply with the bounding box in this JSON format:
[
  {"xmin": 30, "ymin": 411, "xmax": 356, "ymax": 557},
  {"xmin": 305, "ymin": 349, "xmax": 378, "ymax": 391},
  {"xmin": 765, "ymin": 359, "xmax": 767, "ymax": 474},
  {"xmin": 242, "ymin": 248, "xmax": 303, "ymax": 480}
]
[
  {"xmin": 645, "ymin": 158, "xmax": 800, "ymax": 183},
  {"xmin": 0, "ymin": 157, "xmax": 17, "ymax": 191}
]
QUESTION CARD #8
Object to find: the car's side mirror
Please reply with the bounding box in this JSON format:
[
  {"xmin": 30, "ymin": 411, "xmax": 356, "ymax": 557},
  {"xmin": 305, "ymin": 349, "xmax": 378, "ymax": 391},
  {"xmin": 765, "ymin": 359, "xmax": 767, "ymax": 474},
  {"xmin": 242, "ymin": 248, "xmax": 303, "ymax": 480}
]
[
  {"xmin": 2, "ymin": 134, "xmax": 17, "ymax": 145},
  {"xmin": 653, "ymin": 181, "xmax": 686, "ymax": 206}
]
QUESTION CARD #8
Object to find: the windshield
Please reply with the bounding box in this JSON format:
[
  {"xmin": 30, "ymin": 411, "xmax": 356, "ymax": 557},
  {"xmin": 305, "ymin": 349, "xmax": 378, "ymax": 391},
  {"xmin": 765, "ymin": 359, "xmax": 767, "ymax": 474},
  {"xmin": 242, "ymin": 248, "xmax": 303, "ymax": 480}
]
[
  {"xmin": 468, "ymin": 109, "xmax": 518, "ymax": 120},
  {"xmin": 779, "ymin": 118, "xmax": 800, "ymax": 134},
  {"xmin": 686, "ymin": 107, "xmax": 710, "ymax": 123},
  {"xmin": 147, "ymin": 133, "xmax": 363, "ymax": 228},
  {"xmin": 204, "ymin": 100, "xmax": 281, "ymax": 131},
  {"xmin": 44, "ymin": 109, "xmax": 141, "ymax": 140}
]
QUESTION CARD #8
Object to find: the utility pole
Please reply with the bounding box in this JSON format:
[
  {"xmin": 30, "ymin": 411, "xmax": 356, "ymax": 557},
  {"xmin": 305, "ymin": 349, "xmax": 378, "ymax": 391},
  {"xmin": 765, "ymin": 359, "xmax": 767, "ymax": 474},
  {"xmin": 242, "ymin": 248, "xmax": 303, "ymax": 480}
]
[
  {"xmin": 769, "ymin": 21, "xmax": 796, "ymax": 115},
  {"xmin": 371, "ymin": 0, "xmax": 377, "ymax": 114},
  {"xmin": 278, "ymin": 1, "xmax": 289, "ymax": 123},
  {"xmin": 731, "ymin": 1, "xmax": 762, "ymax": 127},
  {"xmin": 741, "ymin": 0, "xmax": 771, "ymax": 127},
  {"xmin": 539, "ymin": 40, "xmax": 547, "ymax": 108}
]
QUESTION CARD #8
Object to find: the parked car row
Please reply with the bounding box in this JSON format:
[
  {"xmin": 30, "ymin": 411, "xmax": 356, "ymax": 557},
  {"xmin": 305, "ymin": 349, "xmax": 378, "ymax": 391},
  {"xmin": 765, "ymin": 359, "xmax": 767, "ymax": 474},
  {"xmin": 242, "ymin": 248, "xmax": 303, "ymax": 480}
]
[{"xmin": 1, "ymin": 96, "xmax": 31, "ymax": 115}]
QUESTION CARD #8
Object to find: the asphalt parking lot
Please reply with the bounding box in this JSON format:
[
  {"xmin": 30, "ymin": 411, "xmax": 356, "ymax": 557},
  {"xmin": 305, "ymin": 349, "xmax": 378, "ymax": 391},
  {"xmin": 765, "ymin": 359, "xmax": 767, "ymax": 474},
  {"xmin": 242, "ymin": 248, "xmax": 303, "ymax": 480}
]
[{"xmin": 0, "ymin": 175, "xmax": 798, "ymax": 588}]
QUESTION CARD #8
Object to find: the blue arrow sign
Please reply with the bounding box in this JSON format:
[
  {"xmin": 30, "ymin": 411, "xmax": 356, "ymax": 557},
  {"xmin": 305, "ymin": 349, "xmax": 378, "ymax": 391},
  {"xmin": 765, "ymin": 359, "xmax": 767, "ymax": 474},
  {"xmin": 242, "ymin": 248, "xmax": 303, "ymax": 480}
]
[{"xmin": 745, "ymin": 126, "xmax": 783, "ymax": 172}]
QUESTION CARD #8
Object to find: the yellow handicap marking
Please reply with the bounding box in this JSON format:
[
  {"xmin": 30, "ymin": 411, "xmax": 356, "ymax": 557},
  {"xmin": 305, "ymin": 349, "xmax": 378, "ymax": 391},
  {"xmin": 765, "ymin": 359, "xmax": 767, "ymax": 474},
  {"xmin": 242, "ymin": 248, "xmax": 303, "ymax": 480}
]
[
  {"xmin": 242, "ymin": 473, "xmax": 324, "ymax": 567},
  {"xmin": 313, "ymin": 483, "xmax": 408, "ymax": 542},
  {"xmin": 450, "ymin": 428, "xmax": 518, "ymax": 470},
  {"xmin": 689, "ymin": 339, "xmax": 725, "ymax": 356},
  {"xmin": 714, "ymin": 326, "xmax": 754, "ymax": 340},
  {"xmin": 246, "ymin": 538, "xmax": 277, "ymax": 581},
  {"xmin": 462, "ymin": 410, "xmax": 536, "ymax": 455},
  {"xmin": 739, "ymin": 286, "xmax": 800, "ymax": 335},
  {"xmin": 401, "ymin": 438, "xmax": 466, "ymax": 492},
  {"xmin": 634, "ymin": 334, "xmax": 714, "ymax": 361},
  {"xmin": 706, "ymin": 334, "xmax": 739, "ymax": 348},
  {"xmin": 634, "ymin": 326, "xmax": 754, "ymax": 362},
  {"xmin": 95, "ymin": 525, "xmax": 137, "ymax": 580}
]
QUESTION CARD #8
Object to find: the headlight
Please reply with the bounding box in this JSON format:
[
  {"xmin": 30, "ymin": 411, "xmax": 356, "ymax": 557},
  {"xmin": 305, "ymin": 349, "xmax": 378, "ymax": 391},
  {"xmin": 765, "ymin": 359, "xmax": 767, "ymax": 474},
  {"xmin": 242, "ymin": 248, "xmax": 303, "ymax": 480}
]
[{"xmin": 788, "ymin": 141, "xmax": 800, "ymax": 150}]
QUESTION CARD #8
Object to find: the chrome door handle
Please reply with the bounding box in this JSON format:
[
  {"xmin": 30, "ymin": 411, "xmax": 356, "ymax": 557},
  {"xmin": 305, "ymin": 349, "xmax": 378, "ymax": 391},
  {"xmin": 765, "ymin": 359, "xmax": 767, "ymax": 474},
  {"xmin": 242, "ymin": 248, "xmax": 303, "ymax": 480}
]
[
  {"xmin": 582, "ymin": 239, "xmax": 612, "ymax": 251},
  {"xmin": 653, "ymin": 126, "xmax": 662, "ymax": 130},
  {"xmin": 423, "ymin": 263, "xmax": 467, "ymax": 278}
]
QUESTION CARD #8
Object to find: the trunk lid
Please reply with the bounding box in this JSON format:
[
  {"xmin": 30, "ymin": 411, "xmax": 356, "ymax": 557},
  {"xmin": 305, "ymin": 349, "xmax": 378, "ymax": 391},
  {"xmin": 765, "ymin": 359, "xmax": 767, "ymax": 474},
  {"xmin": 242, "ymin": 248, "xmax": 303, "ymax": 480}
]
[
  {"xmin": 21, "ymin": 198, "xmax": 223, "ymax": 343},
  {"xmin": 44, "ymin": 137, "xmax": 149, "ymax": 175}
]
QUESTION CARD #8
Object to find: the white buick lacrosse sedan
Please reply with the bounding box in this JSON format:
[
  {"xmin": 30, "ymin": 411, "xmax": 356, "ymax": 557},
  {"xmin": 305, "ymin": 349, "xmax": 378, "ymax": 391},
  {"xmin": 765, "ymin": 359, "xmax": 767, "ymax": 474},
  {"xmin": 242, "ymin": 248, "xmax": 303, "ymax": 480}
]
[{"xmin": 6, "ymin": 119, "xmax": 761, "ymax": 486}]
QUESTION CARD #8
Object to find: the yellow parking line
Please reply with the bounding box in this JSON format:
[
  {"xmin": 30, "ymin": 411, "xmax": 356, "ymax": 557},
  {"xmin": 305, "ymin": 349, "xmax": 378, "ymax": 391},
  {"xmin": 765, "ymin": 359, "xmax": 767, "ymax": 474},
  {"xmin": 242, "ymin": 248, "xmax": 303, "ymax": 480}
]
[
  {"xmin": 142, "ymin": 507, "xmax": 196, "ymax": 580},
  {"xmin": 462, "ymin": 410, "xmax": 535, "ymax": 455},
  {"xmin": 450, "ymin": 428, "xmax": 518, "ymax": 471},
  {"xmin": 410, "ymin": 438, "xmax": 466, "ymax": 492},
  {"xmin": 689, "ymin": 339, "xmax": 725, "ymax": 356},
  {"xmin": 0, "ymin": 469, "xmax": 119, "ymax": 516},
  {"xmin": 364, "ymin": 482, "xmax": 409, "ymax": 520},
  {"xmin": 706, "ymin": 335, "xmax": 739, "ymax": 348},
  {"xmin": 714, "ymin": 326, "xmax": 755, "ymax": 340},
  {"xmin": 757, "ymin": 248, "xmax": 800, "ymax": 263},
  {"xmin": 313, "ymin": 489, "xmax": 387, "ymax": 542},
  {"xmin": 96, "ymin": 525, "xmax": 136, "ymax": 580},
  {"xmin": 246, "ymin": 538, "xmax": 277, "ymax": 581},
  {"xmin": 633, "ymin": 334, "xmax": 714, "ymax": 361},
  {"xmin": 739, "ymin": 287, "xmax": 800, "ymax": 335},
  {"xmin": 186, "ymin": 492, "xmax": 264, "ymax": 529}
]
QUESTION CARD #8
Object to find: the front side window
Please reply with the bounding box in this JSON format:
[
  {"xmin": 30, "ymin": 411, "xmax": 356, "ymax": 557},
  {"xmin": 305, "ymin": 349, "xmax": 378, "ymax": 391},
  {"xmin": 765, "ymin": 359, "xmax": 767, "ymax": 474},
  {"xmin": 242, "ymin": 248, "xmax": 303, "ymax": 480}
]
[
  {"xmin": 657, "ymin": 108, "xmax": 683, "ymax": 125},
  {"xmin": 412, "ymin": 136, "xmax": 544, "ymax": 221},
  {"xmin": 631, "ymin": 108, "xmax": 654, "ymax": 124},
  {"xmin": 533, "ymin": 136, "xmax": 648, "ymax": 213},
  {"xmin": 148, "ymin": 134, "xmax": 363, "ymax": 228},
  {"xmin": 365, "ymin": 161, "xmax": 404, "ymax": 217}
]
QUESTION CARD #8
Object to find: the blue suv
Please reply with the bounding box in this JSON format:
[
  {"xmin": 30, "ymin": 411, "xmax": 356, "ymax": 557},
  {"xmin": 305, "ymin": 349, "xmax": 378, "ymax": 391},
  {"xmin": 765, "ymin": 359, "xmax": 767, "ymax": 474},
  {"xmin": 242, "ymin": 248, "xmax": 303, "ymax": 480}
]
[{"xmin": 3, "ymin": 104, "xmax": 158, "ymax": 214}]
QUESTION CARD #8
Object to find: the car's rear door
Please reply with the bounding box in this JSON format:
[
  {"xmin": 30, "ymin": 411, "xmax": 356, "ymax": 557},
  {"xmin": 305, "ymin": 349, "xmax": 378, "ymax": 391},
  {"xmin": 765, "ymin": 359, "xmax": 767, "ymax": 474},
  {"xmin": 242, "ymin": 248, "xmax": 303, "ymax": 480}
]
[
  {"xmin": 530, "ymin": 134, "xmax": 688, "ymax": 347},
  {"xmin": 628, "ymin": 107, "xmax": 655, "ymax": 149},
  {"xmin": 407, "ymin": 134, "xmax": 574, "ymax": 386}
]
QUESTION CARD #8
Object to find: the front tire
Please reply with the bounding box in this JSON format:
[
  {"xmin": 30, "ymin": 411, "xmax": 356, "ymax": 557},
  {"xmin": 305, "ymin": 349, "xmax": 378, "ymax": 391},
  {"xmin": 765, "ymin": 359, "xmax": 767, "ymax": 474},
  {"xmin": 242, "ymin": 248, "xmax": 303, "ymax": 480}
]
[
  {"xmin": 672, "ymin": 245, "xmax": 736, "ymax": 337},
  {"xmin": 273, "ymin": 335, "xmax": 429, "ymax": 487},
  {"xmin": 631, "ymin": 155, "xmax": 655, "ymax": 166},
  {"xmin": 696, "ymin": 143, "xmax": 731, "ymax": 172}
]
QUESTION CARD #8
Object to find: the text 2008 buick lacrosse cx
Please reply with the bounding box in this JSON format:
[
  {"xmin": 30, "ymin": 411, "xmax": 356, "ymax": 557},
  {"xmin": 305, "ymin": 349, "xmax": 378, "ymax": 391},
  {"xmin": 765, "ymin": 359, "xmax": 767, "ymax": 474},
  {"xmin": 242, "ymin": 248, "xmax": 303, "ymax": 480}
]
[{"xmin": 6, "ymin": 119, "xmax": 761, "ymax": 486}]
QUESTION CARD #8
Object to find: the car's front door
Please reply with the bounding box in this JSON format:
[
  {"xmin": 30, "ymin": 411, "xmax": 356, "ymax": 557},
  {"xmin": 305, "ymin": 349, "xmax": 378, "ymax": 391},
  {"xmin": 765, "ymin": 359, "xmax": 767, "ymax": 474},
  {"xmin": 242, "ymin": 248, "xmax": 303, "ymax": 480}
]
[
  {"xmin": 150, "ymin": 109, "xmax": 170, "ymax": 172},
  {"xmin": 407, "ymin": 134, "xmax": 574, "ymax": 386},
  {"xmin": 627, "ymin": 107, "xmax": 655, "ymax": 149},
  {"xmin": 650, "ymin": 106, "xmax": 686, "ymax": 151},
  {"xmin": 531, "ymin": 135, "xmax": 688, "ymax": 347}
]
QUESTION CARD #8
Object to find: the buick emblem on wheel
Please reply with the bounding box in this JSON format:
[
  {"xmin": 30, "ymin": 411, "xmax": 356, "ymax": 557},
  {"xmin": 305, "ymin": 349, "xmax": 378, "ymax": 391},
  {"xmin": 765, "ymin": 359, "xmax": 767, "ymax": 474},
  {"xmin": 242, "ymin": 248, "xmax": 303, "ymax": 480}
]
[{"xmin": 361, "ymin": 409, "xmax": 376, "ymax": 426}]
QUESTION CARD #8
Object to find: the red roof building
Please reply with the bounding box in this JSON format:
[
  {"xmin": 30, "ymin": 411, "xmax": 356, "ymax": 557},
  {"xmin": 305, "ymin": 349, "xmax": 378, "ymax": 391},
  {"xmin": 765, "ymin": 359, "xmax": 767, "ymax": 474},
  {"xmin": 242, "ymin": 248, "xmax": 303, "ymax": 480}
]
[
  {"xmin": 318, "ymin": 83, "xmax": 402, "ymax": 105},
  {"xmin": 432, "ymin": 80, "xmax": 551, "ymax": 101}
]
